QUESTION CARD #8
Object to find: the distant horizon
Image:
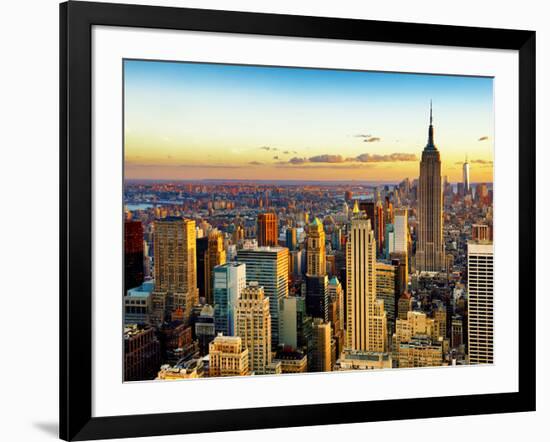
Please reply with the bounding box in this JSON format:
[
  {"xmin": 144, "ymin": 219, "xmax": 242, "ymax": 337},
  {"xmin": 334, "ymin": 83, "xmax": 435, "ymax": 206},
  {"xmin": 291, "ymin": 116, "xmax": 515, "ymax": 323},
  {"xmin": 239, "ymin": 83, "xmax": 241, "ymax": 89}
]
[
  {"xmin": 124, "ymin": 59, "xmax": 494, "ymax": 182},
  {"xmin": 125, "ymin": 178, "xmax": 493, "ymax": 185}
]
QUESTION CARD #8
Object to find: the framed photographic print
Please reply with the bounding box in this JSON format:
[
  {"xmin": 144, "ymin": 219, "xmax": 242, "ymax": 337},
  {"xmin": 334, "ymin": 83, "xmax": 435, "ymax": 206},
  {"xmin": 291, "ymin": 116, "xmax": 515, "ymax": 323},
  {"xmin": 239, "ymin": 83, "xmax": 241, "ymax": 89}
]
[{"xmin": 60, "ymin": 1, "xmax": 536, "ymax": 440}]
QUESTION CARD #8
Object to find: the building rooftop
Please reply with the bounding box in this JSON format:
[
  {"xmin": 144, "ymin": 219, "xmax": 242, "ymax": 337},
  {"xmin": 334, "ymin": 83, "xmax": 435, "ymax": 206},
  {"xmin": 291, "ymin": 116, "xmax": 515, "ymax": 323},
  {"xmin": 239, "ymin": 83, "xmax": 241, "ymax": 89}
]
[
  {"xmin": 238, "ymin": 246, "xmax": 287, "ymax": 253},
  {"xmin": 126, "ymin": 280, "xmax": 154, "ymax": 297},
  {"xmin": 340, "ymin": 350, "xmax": 391, "ymax": 361},
  {"xmin": 124, "ymin": 324, "xmax": 152, "ymax": 339}
]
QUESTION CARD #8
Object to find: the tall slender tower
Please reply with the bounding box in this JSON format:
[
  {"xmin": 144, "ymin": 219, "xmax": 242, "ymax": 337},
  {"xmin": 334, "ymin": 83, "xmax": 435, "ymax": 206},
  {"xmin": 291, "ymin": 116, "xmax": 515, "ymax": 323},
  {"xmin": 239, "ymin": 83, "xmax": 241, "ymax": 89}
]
[
  {"xmin": 345, "ymin": 214, "xmax": 387, "ymax": 352},
  {"xmin": 416, "ymin": 102, "xmax": 445, "ymax": 272},
  {"xmin": 463, "ymin": 155, "xmax": 470, "ymax": 197}
]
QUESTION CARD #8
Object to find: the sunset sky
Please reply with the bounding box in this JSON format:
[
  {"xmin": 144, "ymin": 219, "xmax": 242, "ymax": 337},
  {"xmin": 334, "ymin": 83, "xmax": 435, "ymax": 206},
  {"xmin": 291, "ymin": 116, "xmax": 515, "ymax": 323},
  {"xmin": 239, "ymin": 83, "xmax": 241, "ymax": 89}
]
[{"xmin": 124, "ymin": 59, "xmax": 494, "ymax": 183}]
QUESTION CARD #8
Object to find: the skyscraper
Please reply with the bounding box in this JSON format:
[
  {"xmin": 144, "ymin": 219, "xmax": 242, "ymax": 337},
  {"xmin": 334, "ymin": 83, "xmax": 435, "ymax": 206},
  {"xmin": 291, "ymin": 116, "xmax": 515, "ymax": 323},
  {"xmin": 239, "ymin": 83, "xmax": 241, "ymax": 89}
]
[
  {"xmin": 285, "ymin": 227, "xmax": 297, "ymax": 251},
  {"xmin": 280, "ymin": 295, "xmax": 306, "ymax": 350},
  {"xmin": 195, "ymin": 236, "xmax": 208, "ymax": 300},
  {"xmin": 346, "ymin": 215, "xmax": 387, "ymax": 352},
  {"xmin": 154, "ymin": 217, "xmax": 197, "ymax": 294},
  {"xmin": 375, "ymin": 195, "xmax": 385, "ymax": 257},
  {"xmin": 237, "ymin": 247, "xmax": 289, "ymax": 346},
  {"xmin": 235, "ymin": 282, "xmax": 272, "ymax": 374},
  {"xmin": 195, "ymin": 304, "xmax": 215, "ymax": 356},
  {"xmin": 416, "ymin": 103, "xmax": 445, "ymax": 272},
  {"xmin": 305, "ymin": 217, "xmax": 329, "ymax": 321},
  {"xmin": 124, "ymin": 220, "xmax": 144, "ymax": 293},
  {"xmin": 152, "ymin": 217, "xmax": 198, "ymax": 323},
  {"xmin": 467, "ymin": 240, "xmax": 494, "ymax": 364},
  {"xmin": 306, "ymin": 218, "xmax": 326, "ymax": 277},
  {"xmin": 257, "ymin": 212, "xmax": 278, "ymax": 247},
  {"xmin": 204, "ymin": 229, "xmax": 226, "ymax": 304},
  {"xmin": 375, "ymin": 261, "xmax": 397, "ymax": 338},
  {"xmin": 393, "ymin": 208, "xmax": 409, "ymax": 254},
  {"xmin": 463, "ymin": 155, "xmax": 470, "ymax": 196},
  {"xmin": 310, "ymin": 318, "xmax": 332, "ymax": 372},
  {"xmin": 328, "ymin": 276, "xmax": 345, "ymax": 357},
  {"xmin": 213, "ymin": 262, "xmax": 246, "ymax": 336}
]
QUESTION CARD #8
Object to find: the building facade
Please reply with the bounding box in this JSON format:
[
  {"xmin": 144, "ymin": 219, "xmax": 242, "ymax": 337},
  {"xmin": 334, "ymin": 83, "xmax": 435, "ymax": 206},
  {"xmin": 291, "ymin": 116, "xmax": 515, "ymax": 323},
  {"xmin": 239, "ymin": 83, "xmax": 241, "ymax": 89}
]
[
  {"xmin": 204, "ymin": 229, "xmax": 226, "ymax": 305},
  {"xmin": 124, "ymin": 324, "xmax": 161, "ymax": 381},
  {"xmin": 375, "ymin": 261, "xmax": 397, "ymax": 340},
  {"xmin": 208, "ymin": 334, "xmax": 249, "ymax": 377},
  {"xmin": 346, "ymin": 216, "xmax": 387, "ymax": 352},
  {"xmin": 257, "ymin": 212, "xmax": 278, "ymax": 247},
  {"xmin": 237, "ymin": 247, "xmax": 289, "ymax": 347},
  {"xmin": 124, "ymin": 220, "xmax": 144, "ymax": 293},
  {"xmin": 467, "ymin": 240, "xmax": 494, "ymax": 364},
  {"xmin": 310, "ymin": 318, "xmax": 332, "ymax": 372},
  {"xmin": 213, "ymin": 262, "xmax": 246, "ymax": 336},
  {"xmin": 306, "ymin": 218, "xmax": 326, "ymax": 277},
  {"xmin": 152, "ymin": 217, "xmax": 198, "ymax": 323},
  {"xmin": 235, "ymin": 283, "xmax": 272, "ymax": 375},
  {"xmin": 335, "ymin": 349, "xmax": 392, "ymax": 370}
]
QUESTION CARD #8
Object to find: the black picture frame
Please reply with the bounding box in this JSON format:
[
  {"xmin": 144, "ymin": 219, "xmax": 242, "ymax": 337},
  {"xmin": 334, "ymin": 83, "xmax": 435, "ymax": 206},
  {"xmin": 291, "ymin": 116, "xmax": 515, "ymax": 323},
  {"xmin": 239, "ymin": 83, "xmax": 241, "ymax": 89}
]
[{"xmin": 60, "ymin": 1, "xmax": 536, "ymax": 440}]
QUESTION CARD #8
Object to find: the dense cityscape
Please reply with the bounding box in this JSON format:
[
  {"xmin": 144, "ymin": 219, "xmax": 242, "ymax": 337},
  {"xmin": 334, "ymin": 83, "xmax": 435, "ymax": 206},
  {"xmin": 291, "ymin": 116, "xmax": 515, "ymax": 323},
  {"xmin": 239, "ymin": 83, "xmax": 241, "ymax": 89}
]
[{"xmin": 123, "ymin": 107, "xmax": 494, "ymax": 381}]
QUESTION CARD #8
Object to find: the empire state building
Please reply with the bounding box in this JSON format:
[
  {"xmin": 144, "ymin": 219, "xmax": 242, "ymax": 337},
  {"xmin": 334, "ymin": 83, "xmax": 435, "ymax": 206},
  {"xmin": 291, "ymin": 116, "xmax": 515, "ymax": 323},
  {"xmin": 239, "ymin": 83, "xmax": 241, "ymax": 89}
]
[{"xmin": 416, "ymin": 103, "xmax": 445, "ymax": 272}]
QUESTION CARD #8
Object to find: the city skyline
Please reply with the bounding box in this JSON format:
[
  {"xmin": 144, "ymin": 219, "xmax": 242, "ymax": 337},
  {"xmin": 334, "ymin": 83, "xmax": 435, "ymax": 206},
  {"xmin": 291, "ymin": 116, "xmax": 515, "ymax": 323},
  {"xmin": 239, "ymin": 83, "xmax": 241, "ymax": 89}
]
[
  {"xmin": 123, "ymin": 59, "xmax": 494, "ymax": 382},
  {"xmin": 124, "ymin": 59, "xmax": 494, "ymax": 182}
]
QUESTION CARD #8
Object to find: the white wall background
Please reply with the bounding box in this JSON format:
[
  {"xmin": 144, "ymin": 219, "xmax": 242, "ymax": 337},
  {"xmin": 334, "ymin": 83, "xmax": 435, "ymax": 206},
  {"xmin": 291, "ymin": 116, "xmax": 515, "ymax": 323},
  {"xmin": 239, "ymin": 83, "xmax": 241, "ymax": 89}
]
[{"xmin": 0, "ymin": 0, "xmax": 547, "ymax": 441}]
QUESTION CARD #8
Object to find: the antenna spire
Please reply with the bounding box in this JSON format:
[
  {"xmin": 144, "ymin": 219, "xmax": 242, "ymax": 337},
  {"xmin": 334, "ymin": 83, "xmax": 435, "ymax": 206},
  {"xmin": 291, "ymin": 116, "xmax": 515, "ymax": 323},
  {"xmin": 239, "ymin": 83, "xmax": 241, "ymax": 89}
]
[{"xmin": 425, "ymin": 100, "xmax": 436, "ymax": 151}]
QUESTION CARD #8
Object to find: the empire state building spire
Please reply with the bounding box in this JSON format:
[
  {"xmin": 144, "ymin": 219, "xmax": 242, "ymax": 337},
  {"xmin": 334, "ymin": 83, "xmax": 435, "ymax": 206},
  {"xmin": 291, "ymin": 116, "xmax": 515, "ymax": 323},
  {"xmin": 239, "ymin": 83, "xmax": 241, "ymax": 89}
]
[
  {"xmin": 425, "ymin": 100, "xmax": 437, "ymax": 151},
  {"xmin": 416, "ymin": 101, "xmax": 445, "ymax": 272}
]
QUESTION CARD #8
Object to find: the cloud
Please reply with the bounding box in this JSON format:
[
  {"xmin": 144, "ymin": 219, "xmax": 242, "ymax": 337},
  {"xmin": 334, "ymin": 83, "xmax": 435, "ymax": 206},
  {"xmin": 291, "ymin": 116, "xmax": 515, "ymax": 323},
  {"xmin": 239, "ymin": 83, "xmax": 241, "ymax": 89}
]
[
  {"xmin": 279, "ymin": 152, "xmax": 417, "ymax": 166},
  {"xmin": 478, "ymin": 136, "xmax": 489, "ymax": 141},
  {"xmin": 309, "ymin": 154, "xmax": 345, "ymax": 163},
  {"xmin": 260, "ymin": 146, "xmax": 278, "ymax": 152},
  {"xmin": 283, "ymin": 151, "xmax": 290, "ymax": 155},
  {"xmin": 454, "ymin": 159, "xmax": 493, "ymax": 165},
  {"xmin": 273, "ymin": 156, "xmax": 279, "ymax": 160},
  {"xmin": 354, "ymin": 153, "xmax": 417, "ymax": 162},
  {"xmin": 249, "ymin": 161, "xmax": 263, "ymax": 166},
  {"xmin": 275, "ymin": 163, "xmax": 374, "ymax": 170},
  {"xmin": 354, "ymin": 134, "xmax": 381, "ymax": 142},
  {"xmin": 288, "ymin": 157, "xmax": 308, "ymax": 164}
]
